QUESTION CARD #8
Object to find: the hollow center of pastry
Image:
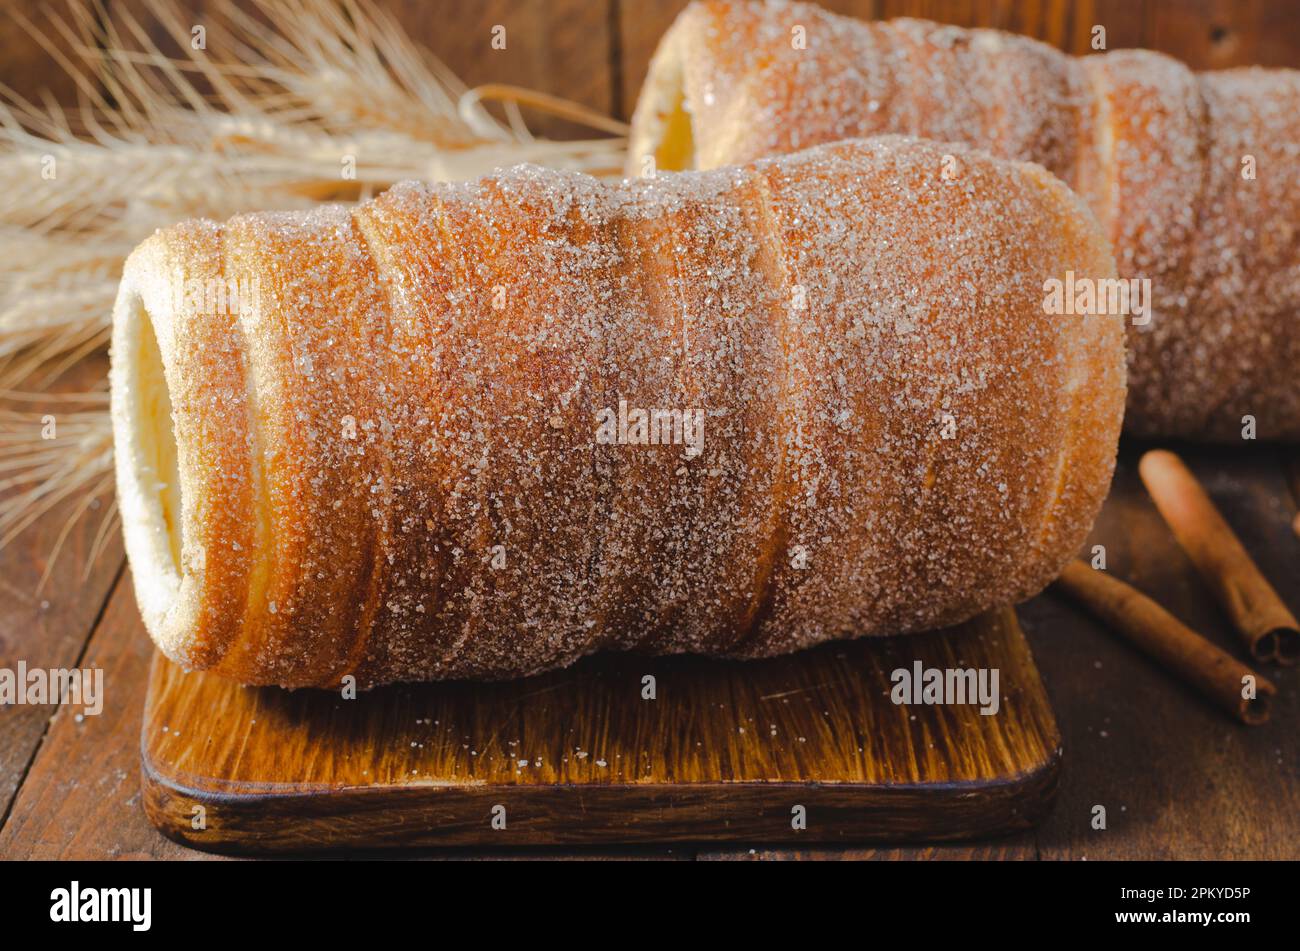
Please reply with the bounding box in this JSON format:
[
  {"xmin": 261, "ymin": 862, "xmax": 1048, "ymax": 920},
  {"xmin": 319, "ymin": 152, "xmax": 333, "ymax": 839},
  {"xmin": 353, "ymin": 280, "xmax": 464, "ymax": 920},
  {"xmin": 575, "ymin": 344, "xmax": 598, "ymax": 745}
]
[
  {"xmin": 634, "ymin": 46, "xmax": 696, "ymax": 174},
  {"xmin": 133, "ymin": 296, "xmax": 184, "ymax": 577},
  {"xmin": 653, "ymin": 84, "xmax": 695, "ymax": 173}
]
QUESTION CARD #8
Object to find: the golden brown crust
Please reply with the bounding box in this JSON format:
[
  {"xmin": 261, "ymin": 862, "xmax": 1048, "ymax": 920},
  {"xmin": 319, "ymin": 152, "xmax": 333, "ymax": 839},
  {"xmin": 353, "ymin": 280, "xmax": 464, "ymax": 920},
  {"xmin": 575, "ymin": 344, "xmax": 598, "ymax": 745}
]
[
  {"xmin": 111, "ymin": 220, "xmax": 256, "ymax": 674},
  {"xmin": 630, "ymin": 1, "xmax": 1300, "ymax": 441},
  {"xmin": 113, "ymin": 137, "xmax": 1124, "ymax": 687}
]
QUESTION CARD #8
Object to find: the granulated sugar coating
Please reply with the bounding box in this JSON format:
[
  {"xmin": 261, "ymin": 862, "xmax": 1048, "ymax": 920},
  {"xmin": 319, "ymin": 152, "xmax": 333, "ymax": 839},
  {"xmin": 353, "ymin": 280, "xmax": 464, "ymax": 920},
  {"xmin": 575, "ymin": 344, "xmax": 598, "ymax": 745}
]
[
  {"xmin": 630, "ymin": 0, "xmax": 1300, "ymax": 441},
  {"xmin": 111, "ymin": 136, "xmax": 1123, "ymax": 688}
]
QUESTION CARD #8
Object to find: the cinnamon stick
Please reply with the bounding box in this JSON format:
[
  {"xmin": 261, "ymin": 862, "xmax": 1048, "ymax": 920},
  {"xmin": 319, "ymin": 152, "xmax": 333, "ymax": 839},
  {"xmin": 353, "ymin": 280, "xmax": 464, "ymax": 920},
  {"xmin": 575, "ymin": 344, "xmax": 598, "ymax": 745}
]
[
  {"xmin": 1054, "ymin": 561, "xmax": 1275, "ymax": 725},
  {"xmin": 1139, "ymin": 449, "xmax": 1300, "ymax": 666}
]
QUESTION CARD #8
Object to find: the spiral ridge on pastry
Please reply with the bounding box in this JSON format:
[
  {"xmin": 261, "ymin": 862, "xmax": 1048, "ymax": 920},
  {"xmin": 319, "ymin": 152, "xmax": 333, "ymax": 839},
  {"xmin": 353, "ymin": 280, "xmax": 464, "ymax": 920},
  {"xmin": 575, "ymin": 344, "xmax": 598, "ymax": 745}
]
[
  {"xmin": 112, "ymin": 137, "xmax": 1124, "ymax": 687},
  {"xmin": 629, "ymin": 0, "xmax": 1300, "ymax": 441}
]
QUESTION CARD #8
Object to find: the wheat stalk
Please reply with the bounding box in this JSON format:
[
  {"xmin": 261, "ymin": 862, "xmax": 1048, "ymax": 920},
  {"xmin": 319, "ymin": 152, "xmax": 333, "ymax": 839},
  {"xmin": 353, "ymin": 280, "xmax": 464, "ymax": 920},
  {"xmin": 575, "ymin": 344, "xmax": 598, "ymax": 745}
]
[{"xmin": 0, "ymin": 0, "xmax": 626, "ymax": 572}]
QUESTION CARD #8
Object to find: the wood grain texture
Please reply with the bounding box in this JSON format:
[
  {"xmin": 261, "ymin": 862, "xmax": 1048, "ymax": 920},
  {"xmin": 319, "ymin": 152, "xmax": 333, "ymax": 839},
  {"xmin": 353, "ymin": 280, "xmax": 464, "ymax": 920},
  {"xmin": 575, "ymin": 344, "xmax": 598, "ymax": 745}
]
[
  {"xmin": 0, "ymin": 357, "xmax": 123, "ymax": 828},
  {"xmin": 94, "ymin": 0, "xmax": 614, "ymax": 139},
  {"xmin": 3, "ymin": 0, "xmax": 1300, "ymax": 862},
  {"xmin": 1145, "ymin": 0, "xmax": 1300, "ymax": 70},
  {"xmin": 0, "ymin": 567, "xmax": 685, "ymax": 859},
  {"xmin": 713, "ymin": 448, "xmax": 1300, "ymax": 862},
  {"xmin": 4, "ymin": 447, "xmax": 1298, "ymax": 860},
  {"xmin": 0, "ymin": 572, "xmax": 211, "ymax": 859},
  {"xmin": 0, "ymin": 0, "xmax": 86, "ymax": 109},
  {"xmin": 374, "ymin": 0, "xmax": 615, "ymax": 139},
  {"xmin": 5, "ymin": 1, "xmax": 1299, "ymax": 128},
  {"xmin": 1061, "ymin": 1, "xmax": 1147, "ymax": 55},
  {"xmin": 615, "ymin": 0, "xmax": 688, "ymax": 120},
  {"xmin": 1023, "ymin": 444, "xmax": 1300, "ymax": 860},
  {"xmin": 139, "ymin": 607, "xmax": 1060, "ymax": 853}
]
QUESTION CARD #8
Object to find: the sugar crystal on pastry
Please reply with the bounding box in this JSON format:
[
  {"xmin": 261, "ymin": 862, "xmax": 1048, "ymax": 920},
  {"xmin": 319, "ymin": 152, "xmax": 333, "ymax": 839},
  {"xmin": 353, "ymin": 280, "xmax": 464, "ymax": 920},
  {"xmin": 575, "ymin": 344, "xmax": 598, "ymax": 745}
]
[
  {"xmin": 629, "ymin": 0, "xmax": 1300, "ymax": 440},
  {"xmin": 112, "ymin": 136, "xmax": 1124, "ymax": 687}
]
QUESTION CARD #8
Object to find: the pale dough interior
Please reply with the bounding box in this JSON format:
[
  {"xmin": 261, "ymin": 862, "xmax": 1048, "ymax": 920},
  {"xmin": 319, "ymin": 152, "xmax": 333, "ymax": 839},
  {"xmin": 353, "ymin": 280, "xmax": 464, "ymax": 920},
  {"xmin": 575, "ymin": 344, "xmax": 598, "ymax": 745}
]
[{"xmin": 114, "ymin": 286, "xmax": 183, "ymax": 629}]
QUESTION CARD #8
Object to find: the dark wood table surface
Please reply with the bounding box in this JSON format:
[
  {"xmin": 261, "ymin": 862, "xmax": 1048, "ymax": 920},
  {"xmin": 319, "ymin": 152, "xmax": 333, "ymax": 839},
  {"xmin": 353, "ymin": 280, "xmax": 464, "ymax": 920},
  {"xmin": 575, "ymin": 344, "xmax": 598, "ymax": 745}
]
[{"xmin": 1, "ymin": 0, "xmax": 1299, "ymax": 860}]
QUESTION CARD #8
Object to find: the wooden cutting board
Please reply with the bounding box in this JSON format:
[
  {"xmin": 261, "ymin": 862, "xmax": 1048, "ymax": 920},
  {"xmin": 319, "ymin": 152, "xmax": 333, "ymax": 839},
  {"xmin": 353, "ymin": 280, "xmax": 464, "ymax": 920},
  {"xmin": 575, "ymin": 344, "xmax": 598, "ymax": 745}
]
[{"xmin": 141, "ymin": 607, "xmax": 1060, "ymax": 852}]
